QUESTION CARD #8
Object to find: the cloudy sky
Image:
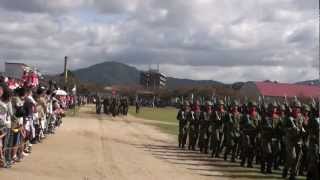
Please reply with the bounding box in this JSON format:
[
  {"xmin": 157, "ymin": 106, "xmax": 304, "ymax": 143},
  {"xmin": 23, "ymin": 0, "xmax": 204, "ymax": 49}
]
[{"xmin": 0, "ymin": 0, "xmax": 318, "ymax": 83}]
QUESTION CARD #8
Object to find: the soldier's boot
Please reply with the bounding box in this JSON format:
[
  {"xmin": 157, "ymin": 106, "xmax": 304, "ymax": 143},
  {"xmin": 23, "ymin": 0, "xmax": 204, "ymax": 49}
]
[
  {"xmin": 266, "ymin": 166, "xmax": 272, "ymax": 174},
  {"xmin": 224, "ymin": 147, "xmax": 230, "ymax": 161},
  {"xmin": 247, "ymin": 158, "xmax": 253, "ymax": 168},
  {"xmin": 282, "ymin": 168, "xmax": 288, "ymax": 178},
  {"xmin": 261, "ymin": 161, "xmax": 266, "ymax": 173},
  {"xmin": 240, "ymin": 158, "xmax": 246, "ymax": 167},
  {"xmin": 289, "ymin": 175, "xmax": 296, "ymax": 180}
]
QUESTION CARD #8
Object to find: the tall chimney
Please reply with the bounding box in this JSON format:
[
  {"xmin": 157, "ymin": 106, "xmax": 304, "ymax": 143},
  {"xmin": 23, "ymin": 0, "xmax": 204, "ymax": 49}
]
[{"xmin": 64, "ymin": 56, "xmax": 68, "ymax": 84}]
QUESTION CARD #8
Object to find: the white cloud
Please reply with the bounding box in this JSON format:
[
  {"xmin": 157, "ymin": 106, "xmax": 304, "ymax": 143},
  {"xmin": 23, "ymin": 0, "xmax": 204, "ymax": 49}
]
[{"xmin": 0, "ymin": 0, "xmax": 318, "ymax": 83}]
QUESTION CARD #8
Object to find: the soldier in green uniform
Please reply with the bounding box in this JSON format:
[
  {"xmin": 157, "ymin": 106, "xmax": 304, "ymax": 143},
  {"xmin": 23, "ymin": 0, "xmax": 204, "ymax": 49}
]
[
  {"xmin": 211, "ymin": 100, "xmax": 227, "ymax": 158},
  {"xmin": 198, "ymin": 101, "xmax": 212, "ymax": 154},
  {"xmin": 282, "ymin": 101, "xmax": 305, "ymax": 180},
  {"xmin": 193, "ymin": 101, "xmax": 201, "ymax": 151},
  {"xmin": 187, "ymin": 104, "xmax": 197, "ymax": 150},
  {"xmin": 274, "ymin": 104, "xmax": 287, "ymax": 170},
  {"xmin": 103, "ymin": 97, "xmax": 110, "ymax": 115},
  {"xmin": 260, "ymin": 102, "xmax": 279, "ymax": 173},
  {"xmin": 299, "ymin": 104, "xmax": 311, "ymax": 176},
  {"xmin": 95, "ymin": 95, "xmax": 102, "ymax": 114},
  {"xmin": 240, "ymin": 101, "xmax": 261, "ymax": 168},
  {"xmin": 306, "ymin": 102, "xmax": 319, "ymax": 180},
  {"xmin": 177, "ymin": 101, "xmax": 189, "ymax": 149},
  {"xmin": 224, "ymin": 100, "xmax": 242, "ymax": 162}
]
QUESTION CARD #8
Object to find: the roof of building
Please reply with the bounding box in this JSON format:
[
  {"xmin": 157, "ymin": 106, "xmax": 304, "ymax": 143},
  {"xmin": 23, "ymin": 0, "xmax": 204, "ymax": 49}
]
[
  {"xmin": 5, "ymin": 62, "xmax": 29, "ymax": 67},
  {"xmin": 255, "ymin": 81, "xmax": 320, "ymax": 98}
]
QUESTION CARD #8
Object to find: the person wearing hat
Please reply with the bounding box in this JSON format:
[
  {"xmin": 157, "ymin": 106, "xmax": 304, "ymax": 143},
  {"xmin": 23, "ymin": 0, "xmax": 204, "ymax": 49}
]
[
  {"xmin": 298, "ymin": 104, "xmax": 311, "ymax": 176},
  {"xmin": 0, "ymin": 85, "xmax": 10, "ymax": 168},
  {"xmin": 187, "ymin": 101, "xmax": 201, "ymax": 151},
  {"xmin": 273, "ymin": 103, "xmax": 287, "ymax": 168},
  {"xmin": 198, "ymin": 100, "xmax": 213, "ymax": 154},
  {"xmin": 192, "ymin": 100, "xmax": 202, "ymax": 151},
  {"xmin": 305, "ymin": 104, "xmax": 320, "ymax": 180},
  {"xmin": 282, "ymin": 100, "xmax": 305, "ymax": 180},
  {"xmin": 240, "ymin": 100, "xmax": 261, "ymax": 168},
  {"xmin": 224, "ymin": 100, "xmax": 242, "ymax": 162},
  {"xmin": 260, "ymin": 102, "xmax": 280, "ymax": 173},
  {"xmin": 177, "ymin": 101, "xmax": 189, "ymax": 148},
  {"xmin": 211, "ymin": 99, "xmax": 227, "ymax": 158}
]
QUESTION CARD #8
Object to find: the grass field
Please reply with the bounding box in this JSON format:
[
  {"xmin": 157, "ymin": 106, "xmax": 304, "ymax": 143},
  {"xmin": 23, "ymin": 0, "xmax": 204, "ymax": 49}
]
[{"xmin": 129, "ymin": 106, "xmax": 179, "ymax": 135}]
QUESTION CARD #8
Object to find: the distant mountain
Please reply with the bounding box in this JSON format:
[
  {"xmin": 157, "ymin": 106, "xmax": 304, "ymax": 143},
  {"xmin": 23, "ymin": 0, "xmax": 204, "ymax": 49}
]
[
  {"xmin": 72, "ymin": 61, "xmax": 223, "ymax": 88},
  {"xmin": 73, "ymin": 61, "xmax": 140, "ymax": 86},
  {"xmin": 296, "ymin": 79, "xmax": 320, "ymax": 86}
]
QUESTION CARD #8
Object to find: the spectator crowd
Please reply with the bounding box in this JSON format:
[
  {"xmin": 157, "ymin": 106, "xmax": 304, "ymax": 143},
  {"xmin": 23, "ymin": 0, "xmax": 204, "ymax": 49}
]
[{"xmin": 0, "ymin": 75, "xmax": 77, "ymax": 168}]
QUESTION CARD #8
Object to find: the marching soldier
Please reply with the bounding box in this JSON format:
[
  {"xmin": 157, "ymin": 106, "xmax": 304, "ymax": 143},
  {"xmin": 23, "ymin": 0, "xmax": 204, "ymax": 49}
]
[
  {"xmin": 240, "ymin": 101, "xmax": 261, "ymax": 168},
  {"xmin": 95, "ymin": 95, "xmax": 102, "ymax": 114},
  {"xmin": 211, "ymin": 100, "xmax": 227, "ymax": 158},
  {"xmin": 103, "ymin": 97, "xmax": 110, "ymax": 115},
  {"xmin": 193, "ymin": 101, "xmax": 201, "ymax": 150},
  {"xmin": 187, "ymin": 103, "xmax": 197, "ymax": 150},
  {"xmin": 274, "ymin": 104, "xmax": 287, "ymax": 170},
  {"xmin": 198, "ymin": 101, "xmax": 212, "ymax": 154},
  {"xmin": 177, "ymin": 101, "xmax": 189, "ymax": 149},
  {"xmin": 224, "ymin": 100, "xmax": 242, "ymax": 162},
  {"xmin": 306, "ymin": 103, "xmax": 319, "ymax": 180},
  {"xmin": 260, "ymin": 102, "xmax": 279, "ymax": 173},
  {"xmin": 282, "ymin": 101, "xmax": 305, "ymax": 180}
]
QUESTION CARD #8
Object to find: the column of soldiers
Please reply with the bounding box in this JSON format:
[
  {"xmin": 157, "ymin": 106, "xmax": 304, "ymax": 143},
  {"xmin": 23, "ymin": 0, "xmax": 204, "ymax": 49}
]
[
  {"xmin": 177, "ymin": 98, "xmax": 319, "ymax": 180},
  {"xmin": 96, "ymin": 96, "xmax": 129, "ymax": 117}
]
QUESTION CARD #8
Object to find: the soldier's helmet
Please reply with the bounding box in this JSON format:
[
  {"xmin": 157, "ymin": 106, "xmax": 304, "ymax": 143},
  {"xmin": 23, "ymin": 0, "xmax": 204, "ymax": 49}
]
[
  {"xmin": 232, "ymin": 100, "xmax": 239, "ymax": 107},
  {"xmin": 280, "ymin": 104, "xmax": 286, "ymax": 111},
  {"xmin": 302, "ymin": 104, "xmax": 311, "ymax": 112},
  {"xmin": 249, "ymin": 101, "xmax": 257, "ymax": 107},
  {"xmin": 218, "ymin": 100, "xmax": 225, "ymax": 105},
  {"xmin": 310, "ymin": 100, "xmax": 317, "ymax": 110},
  {"xmin": 268, "ymin": 101, "xmax": 278, "ymax": 109},
  {"xmin": 293, "ymin": 100, "xmax": 302, "ymax": 108},
  {"xmin": 206, "ymin": 101, "xmax": 213, "ymax": 106}
]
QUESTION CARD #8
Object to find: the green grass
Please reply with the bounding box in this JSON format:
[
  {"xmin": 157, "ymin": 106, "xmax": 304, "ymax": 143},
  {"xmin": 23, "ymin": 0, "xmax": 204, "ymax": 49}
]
[
  {"xmin": 129, "ymin": 106, "xmax": 179, "ymax": 135},
  {"xmin": 129, "ymin": 106, "xmax": 178, "ymax": 124}
]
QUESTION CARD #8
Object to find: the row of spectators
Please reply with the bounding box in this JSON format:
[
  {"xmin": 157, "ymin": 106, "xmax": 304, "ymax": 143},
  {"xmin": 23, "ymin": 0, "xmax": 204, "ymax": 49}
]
[{"xmin": 0, "ymin": 76, "xmax": 74, "ymax": 168}]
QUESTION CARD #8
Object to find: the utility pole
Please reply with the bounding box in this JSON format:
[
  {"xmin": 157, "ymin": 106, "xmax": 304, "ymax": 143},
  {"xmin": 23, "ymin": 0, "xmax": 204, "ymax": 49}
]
[
  {"xmin": 317, "ymin": 0, "xmax": 320, "ymax": 155},
  {"xmin": 64, "ymin": 56, "xmax": 68, "ymax": 85}
]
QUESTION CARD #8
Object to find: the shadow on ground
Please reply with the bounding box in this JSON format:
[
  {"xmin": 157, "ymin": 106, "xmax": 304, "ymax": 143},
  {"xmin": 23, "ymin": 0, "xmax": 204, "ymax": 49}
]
[{"xmin": 136, "ymin": 144, "xmax": 304, "ymax": 180}]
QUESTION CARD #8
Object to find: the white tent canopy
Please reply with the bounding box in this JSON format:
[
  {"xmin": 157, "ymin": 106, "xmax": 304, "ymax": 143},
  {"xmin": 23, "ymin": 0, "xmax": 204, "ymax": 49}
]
[{"xmin": 54, "ymin": 89, "xmax": 68, "ymax": 96}]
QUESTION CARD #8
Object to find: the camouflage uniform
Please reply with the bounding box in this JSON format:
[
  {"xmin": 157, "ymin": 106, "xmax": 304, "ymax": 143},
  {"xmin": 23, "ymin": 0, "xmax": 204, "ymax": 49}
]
[
  {"xmin": 198, "ymin": 102, "xmax": 212, "ymax": 154},
  {"xmin": 282, "ymin": 101, "xmax": 305, "ymax": 180},
  {"xmin": 211, "ymin": 100, "xmax": 227, "ymax": 158},
  {"xmin": 260, "ymin": 102, "xmax": 280, "ymax": 173},
  {"xmin": 103, "ymin": 98, "xmax": 110, "ymax": 115},
  {"xmin": 177, "ymin": 102, "xmax": 189, "ymax": 148},
  {"xmin": 240, "ymin": 101, "xmax": 261, "ymax": 168},
  {"xmin": 95, "ymin": 96, "xmax": 102, "ymax": 114},
  {"xmin": 274, "ymin": 104, "xmax": 287, "ymax": 170},
  {"xmin": 224, "ymin": 101, "xmax": 242, "ymax": 162},
  {"xmin": 306, "ymin": 105, "xmax": 319, "ymax": 180},
  {"xmin": 187, "ymin": 108, "xmax": 197, "ymax": 150}
]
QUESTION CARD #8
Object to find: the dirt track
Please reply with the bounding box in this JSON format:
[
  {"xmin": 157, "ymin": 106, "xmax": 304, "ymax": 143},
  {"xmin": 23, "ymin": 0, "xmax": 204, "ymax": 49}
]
[{"xmin": 0, "ymin": 106, "xmax": 285, "ymax": 180}]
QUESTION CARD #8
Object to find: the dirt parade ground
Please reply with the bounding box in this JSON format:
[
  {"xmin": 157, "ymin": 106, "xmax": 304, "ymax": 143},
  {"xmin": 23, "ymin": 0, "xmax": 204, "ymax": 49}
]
[{"xmin": 0, "ymin": 105, "xmax": 295, "ymax": 180}]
